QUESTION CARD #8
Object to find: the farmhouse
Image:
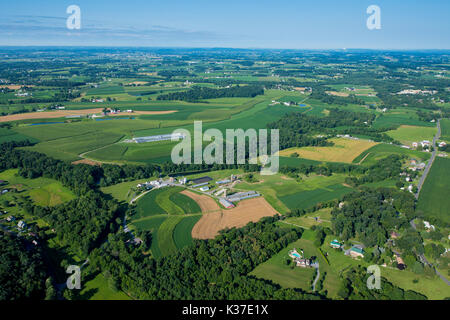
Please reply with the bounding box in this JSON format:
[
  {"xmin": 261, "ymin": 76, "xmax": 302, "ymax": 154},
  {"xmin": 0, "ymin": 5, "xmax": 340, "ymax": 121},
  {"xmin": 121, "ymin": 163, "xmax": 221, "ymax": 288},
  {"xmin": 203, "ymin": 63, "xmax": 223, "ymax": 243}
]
[
  {"xmin": 330, "ymin": 239, "xmax": 342, "ymax": 249},
  {"xmin": 439, "ymin": 141, "xmax": 447, "ymax": 148},
  {"xmin": 349, "ymin": 246, "xmax": 364, "ymax": 258},
  {"xmin": 18, "ymin": 220, "xmax": 27, "ymax": 230},
  {"xmin": 288, "ymin": 248, "xmax": 313, "ymax": 268},
  {"xmin": 390, "ymin": 231, "xmax": 400, "ymax": 239},
  {"xmin": 421, "ymin": 140, "xmax": 431, "ymax": 148}
]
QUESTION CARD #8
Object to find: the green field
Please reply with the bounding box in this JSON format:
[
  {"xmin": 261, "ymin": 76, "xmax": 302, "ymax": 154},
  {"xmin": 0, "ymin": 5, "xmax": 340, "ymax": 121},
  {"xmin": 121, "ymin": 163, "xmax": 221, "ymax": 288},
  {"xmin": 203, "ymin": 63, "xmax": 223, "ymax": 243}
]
[
  {"xmin": 386, "ymin": 125, "xmax": 437, "ymax": 145},
  {"xmin": 373, "ymin": 110, "xmax": 436, "ymax": 129},
  {"xmin": 237, "ymin": 173, "xmax": 354, "ymax": 213},
  {"xmin": 135, "ymin": 186, "xmax": 201, "ymax": 218},
  {"xmin": 173, "ymin": 215, "xmax": 202, "ymax": 249},
  {"xmin": 352, "ymin": 143, "xmax": 431, "ymax": 166},
  {"xmin": 284, "ymin": 208, "xmax": 332, "ymax": 229},
  {"xmin": 80, "ymin": 273, "xmax": 132, "ymax": 300},
  {"xmin": 279, "ymin": 183, "xmax": 352, "ymax": 211},
  {"xmin": 417, "ymin": 157, "xmax": 450, "ymax": 223},
  {"xmin": 441, "ymin": 118, "xmax": 450, "ymax": 141},
  {"xmin": 130, "ymin": 186, "xmax": 203, "ymax": 258},
  {"xmin": 0, "ymin": 169, "xmax": 75, "ymax": 207}
]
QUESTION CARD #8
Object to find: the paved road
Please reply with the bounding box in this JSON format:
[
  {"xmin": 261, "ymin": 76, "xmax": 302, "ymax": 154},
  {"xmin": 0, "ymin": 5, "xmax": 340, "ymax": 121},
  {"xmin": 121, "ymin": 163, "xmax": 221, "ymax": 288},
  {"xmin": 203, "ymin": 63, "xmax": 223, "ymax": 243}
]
[
  {"xmin": 415, "ymin": 119, "xmax": 441, "ymax": 200},
  {"xmin": 311, "ymin": 262, "xmax": 320, "ymax": 292}
]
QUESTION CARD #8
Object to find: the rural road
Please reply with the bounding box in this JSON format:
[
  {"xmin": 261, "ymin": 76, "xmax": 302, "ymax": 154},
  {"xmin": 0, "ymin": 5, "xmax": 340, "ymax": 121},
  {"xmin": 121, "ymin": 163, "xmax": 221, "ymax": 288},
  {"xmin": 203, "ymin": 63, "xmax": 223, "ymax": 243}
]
[{"xmin": 415, "ymin": 119, "xmax": 441, "ymax": 200}]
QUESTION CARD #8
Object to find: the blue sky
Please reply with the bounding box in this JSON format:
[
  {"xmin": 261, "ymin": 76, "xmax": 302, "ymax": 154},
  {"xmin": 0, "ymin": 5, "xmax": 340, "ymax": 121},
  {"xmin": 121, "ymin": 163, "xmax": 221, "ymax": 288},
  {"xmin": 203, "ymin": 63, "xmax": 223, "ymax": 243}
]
[{"xmin": 0, "ymin": 0, "xmax": 449, "ymax": 49}]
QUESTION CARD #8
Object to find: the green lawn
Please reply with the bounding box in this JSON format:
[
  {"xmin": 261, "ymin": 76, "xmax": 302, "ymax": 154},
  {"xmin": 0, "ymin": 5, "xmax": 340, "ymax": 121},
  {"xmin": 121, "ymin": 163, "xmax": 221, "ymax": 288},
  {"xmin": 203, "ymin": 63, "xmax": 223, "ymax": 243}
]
[
  {"xmin": 250, "ymin": 238, "xmax": 316, "ymax": 291},
  {"xmin": 80, "ymin": 273, "xmax": 131, "ymax": 300}
]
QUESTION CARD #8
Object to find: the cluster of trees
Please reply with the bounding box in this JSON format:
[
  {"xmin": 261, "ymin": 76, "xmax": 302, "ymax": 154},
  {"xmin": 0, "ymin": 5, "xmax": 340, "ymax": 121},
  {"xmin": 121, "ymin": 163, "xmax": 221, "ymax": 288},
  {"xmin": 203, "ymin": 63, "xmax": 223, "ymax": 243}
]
[
  {"xmin": 310, "ymin": 86, "xmax": 366, "ymax": 106},
  {"xmin": 0, "ymin": 233, "xmax": 47, "ymax": 300},
  {"xmin": 24, "ymin": 191, "xmax": 119, "ymax": 257},
  {"xmin": 338, "ymin": 266, "xmax": 427, "ymax": 300},
  {"xmin": 331, "ymin": 188, "xmax": 414, "ymax": 247},
  {"xmin": 157, "ymin": 85, "xmax": 264, "ymax": 102},
  {"xmin": 87, "ymin": 218, "xmax": 321, "ymax": 300},
  {"xmin": 0, "ymin": 141, "xmax": 102, "ymax": 195},
  {"xmin": 344, "ymin": 155, "xmax": 404, "ymax": 187},
  {"xmin": 0, "ymin": 142, "xmax": 120, "ymax": 256},
  {"xmin": 267, "ymin": 109, "xmax": 376, "ymax": 149}
]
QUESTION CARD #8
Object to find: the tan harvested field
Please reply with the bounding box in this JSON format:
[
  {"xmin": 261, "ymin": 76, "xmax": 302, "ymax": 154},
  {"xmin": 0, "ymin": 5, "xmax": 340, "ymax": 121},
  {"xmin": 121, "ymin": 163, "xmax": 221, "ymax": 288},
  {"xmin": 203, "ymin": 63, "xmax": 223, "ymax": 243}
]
[
  {"xmin": 0, "ymin": 85, "xmax": 23, "ymax": 90},
  {"xmin": 182, "ymin": 190, "xmax": 279, "ymax": 239},
  {"xmin": 278, "ymin": 137, "xmax": 378, "ymax": 163},
  {"xmin": 325, "ymin": 91, "xmax": 349, "ymax": 97},
  {"xmin": 71, "ymin": 159, "xmax": 102, "ymax": 166},
  {"xmin": 0, "ymin": 109, "xmax": 177, "ymax": 122},
  {"xmin": 120, "ymin": 110, "xmax": 177, "ymax": 115},
  {"xmin": 0, "ymin": 108, "xmax": 104, "ymax": 122},
  {"xmin": 180, "ymin": 190, "xmax": 221, "ymax": 214},
  {"xmin": 126, "ymin": 81, "xmax": 149, "ymax": 85}
]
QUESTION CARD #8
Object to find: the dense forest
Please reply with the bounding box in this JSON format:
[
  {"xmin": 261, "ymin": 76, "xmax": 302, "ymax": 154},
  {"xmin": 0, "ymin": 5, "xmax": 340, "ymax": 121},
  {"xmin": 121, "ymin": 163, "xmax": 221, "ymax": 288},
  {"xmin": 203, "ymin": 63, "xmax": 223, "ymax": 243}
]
[
  {"xmin": 331, "ymin": 188, "xmax": 415, "ymax": 246},
  {"xmin": 157, "ymin": 85, "xmax": 264, "ymax": 102},
  {"xmin": 267, "ymin": 109, "xmax": 378, "ymax": 149},
  {"xmin": 87, "ymin": 218, "xmax": 322, "ymax": 300},
  {"xmin": 0, "ymin": 233, "xmax": 47, "ymax": 300}
]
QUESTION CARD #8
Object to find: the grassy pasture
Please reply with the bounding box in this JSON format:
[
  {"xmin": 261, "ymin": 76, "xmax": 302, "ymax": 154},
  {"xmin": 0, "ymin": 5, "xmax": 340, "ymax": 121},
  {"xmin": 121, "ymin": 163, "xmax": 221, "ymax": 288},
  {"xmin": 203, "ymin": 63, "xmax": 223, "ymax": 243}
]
[
  {"xmin": 373, "ymin": 111, "xmax": 435, "ymax": 129},
  {"xmin": 100, "ymin": 179, "xmax": 150, "ymax": 202},
  {"xmin": 352, "ymin": 143, "xmax": 431, "ymax": 166},
  {"xmin": 417, "ymin": 157, "xmax": 450, "ymax": 223},
  {"xmin": 278, "ymin": 138, "xmax": 378, "ymax": 163},
  {"xmin": 441, "ymin": 118, "xmax": 450, "ymax": 141},
  {"xmin": 284, "ymin": 208, "xmax": 332, "ymax": 229},
  {"xmin": 250, "ymin": 238, "xmax": 316, "ymax": 290},
  {"xmin": 80, "ymin": 273, "xmax": 131, "ymax": 300},
  {"xmin": 238, "ymin": 172, "xmax": 353, "ymax": 213},
  {"xmin": 279, "ymin": 183, "xmax": 352, "ymax": 211},
  {"xmin": 0, "ymin": 169, "xmax": 75, "ymax": 207},
  {"xmin": 386, "ymin": 125, "xmax": 437, "ymax": 145}
]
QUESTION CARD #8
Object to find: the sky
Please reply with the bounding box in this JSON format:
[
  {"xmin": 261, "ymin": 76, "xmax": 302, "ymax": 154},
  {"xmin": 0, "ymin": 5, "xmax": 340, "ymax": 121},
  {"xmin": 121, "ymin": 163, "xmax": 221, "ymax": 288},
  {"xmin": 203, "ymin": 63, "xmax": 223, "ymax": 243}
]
[{"xmin": 0, "ymin": 0, "xmax": 449, "ymax": 49}]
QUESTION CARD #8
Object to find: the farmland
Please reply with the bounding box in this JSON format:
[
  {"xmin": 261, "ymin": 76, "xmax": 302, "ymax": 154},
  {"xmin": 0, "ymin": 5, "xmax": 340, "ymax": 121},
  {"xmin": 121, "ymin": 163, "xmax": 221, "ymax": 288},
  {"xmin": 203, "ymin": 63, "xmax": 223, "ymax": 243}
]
[
  {"xmin": 417, "ymin": 157, "xmax": 450, "ymax": 223},
  {"xmin": 238, "ymin": 172, "xmax": 354, "ymax": 213},
  {"xmin": 386, "ymin": 125, "xmax": 437, "ymax": 145},
  {"xmin": 278, "ymin": 137, "xmax": 378, "ymax": 163},
  {"xmin": 0, "ymin": 47, "xmax": 449, "ymax": 301},
  {"xmin": 352, "ymin": 143, "xmax": 431, "ymax": 166},
  {"xmin": 130, "ymin": 186, "xmax": 203, "ymax": 258}
]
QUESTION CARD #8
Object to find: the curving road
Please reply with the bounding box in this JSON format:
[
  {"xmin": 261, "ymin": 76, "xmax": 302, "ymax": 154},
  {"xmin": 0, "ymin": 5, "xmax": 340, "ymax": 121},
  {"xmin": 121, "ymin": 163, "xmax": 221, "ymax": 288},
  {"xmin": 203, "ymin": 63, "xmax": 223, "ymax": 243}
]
[{"xmin": 415, "ymin": 119, "xmax": 441, "ymax": 200}]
